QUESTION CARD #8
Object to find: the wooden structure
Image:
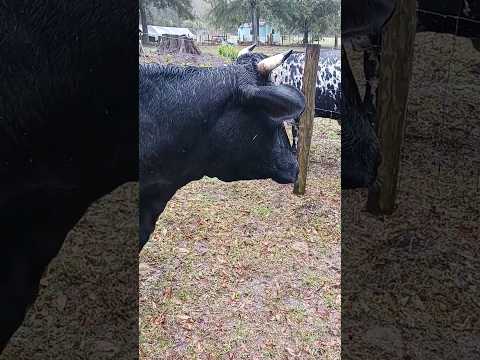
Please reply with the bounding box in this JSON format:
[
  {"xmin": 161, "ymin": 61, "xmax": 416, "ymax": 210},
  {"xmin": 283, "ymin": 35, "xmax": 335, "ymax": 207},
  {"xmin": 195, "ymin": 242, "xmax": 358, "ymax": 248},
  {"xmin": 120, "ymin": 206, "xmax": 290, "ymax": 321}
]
[
  {"xmin": 294, "ymin": 45, "xmax": 320, "ymax": 195},
  {"xmin": 367, "ymin": 0, "xmax": 417, "ymax": 214},
  {"xmin": 157, "ymin": 35, "xmax": 201, "ymax": 55}
]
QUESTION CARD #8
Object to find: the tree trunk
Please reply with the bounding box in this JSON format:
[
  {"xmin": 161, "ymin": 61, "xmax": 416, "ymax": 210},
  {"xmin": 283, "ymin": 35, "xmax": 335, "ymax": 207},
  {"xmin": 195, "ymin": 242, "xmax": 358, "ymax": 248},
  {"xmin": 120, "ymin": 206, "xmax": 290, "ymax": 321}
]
[
  {"xmin": 303, "ymin": 21, "xmax": 309, "ymax": 44},
  {"xmin": 250, "ymin": 0, "xmax": 258, "ymax": 44},
  {"xmin": 139, "ymin": 0, "xmax": 149, "ymax": 43},
  {"xmin": 157, "ymin": 35, "xmax": 201, "ymax": 55},
  {"xmin": 257, "ymin": 7, "xmax": 260, "ymax": 43}
]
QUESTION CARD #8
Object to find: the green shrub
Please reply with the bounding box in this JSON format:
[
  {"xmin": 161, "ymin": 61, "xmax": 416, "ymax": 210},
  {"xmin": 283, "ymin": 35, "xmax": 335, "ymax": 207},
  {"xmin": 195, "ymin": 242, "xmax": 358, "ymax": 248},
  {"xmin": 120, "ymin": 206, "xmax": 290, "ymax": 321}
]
[{"xmin": 218, "ymin": 44, "xmax": 239, "ymax": 62}]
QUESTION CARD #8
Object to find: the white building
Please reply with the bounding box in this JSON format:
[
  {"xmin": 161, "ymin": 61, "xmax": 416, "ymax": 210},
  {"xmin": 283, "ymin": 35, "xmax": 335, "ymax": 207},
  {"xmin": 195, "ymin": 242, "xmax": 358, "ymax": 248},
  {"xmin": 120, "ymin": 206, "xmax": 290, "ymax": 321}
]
[{"xmin": 139, "ymin": 25, "xmax": 195, "ymax": 41}]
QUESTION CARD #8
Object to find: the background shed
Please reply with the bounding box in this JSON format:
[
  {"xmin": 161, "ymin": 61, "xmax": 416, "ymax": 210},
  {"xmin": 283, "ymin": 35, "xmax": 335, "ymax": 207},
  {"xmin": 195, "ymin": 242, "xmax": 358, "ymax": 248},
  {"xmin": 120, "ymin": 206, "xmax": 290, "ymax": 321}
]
[{"xmin": 237, "ymin": 20, "xmax": 281, "ymax": 44}]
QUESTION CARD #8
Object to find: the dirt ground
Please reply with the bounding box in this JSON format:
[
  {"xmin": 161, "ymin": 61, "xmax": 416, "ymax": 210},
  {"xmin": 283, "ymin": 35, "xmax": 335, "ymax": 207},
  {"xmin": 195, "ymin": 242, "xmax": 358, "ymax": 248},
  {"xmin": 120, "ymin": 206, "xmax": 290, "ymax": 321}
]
[
  {"xmin": 342, "ymin": 33, "xmax": 480, "ymax": 359},
  {"xmin": 139, "ymin": 47, "xmax": 341, "ymax": 358},
  {"xmin": 140, "ymin": 41, "xmax": 339, "ymax": 65}
]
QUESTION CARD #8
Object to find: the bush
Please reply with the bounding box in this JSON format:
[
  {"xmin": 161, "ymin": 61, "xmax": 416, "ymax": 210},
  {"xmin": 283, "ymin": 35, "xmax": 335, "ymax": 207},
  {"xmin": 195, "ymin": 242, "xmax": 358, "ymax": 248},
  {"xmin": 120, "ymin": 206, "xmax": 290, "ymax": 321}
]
[{"xmin": 218, "ymin": 44, "xmax": 239, "ymax": 62}]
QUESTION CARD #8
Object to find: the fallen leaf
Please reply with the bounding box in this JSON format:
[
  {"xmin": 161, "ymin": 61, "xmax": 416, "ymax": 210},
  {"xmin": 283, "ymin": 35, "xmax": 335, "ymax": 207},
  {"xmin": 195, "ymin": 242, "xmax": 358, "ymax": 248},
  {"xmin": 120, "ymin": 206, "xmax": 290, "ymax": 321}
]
[
  {"xmin": 152, "ymin": 313, "xmax": 165, "ymax": 326},
  {"xmin": 177, "ymin": 314, "xmax": 191, "ymax": 321},
  {"xmin": 285, "ymin": 346, "xmax": 296, "ymax": 356},
  {"xmin": 163, "ymin": 287, "xmax": 173, "ymax": 300},
  {"xmin": 292, "ymin": 241, "xmax": 309, "ymax": 254}
]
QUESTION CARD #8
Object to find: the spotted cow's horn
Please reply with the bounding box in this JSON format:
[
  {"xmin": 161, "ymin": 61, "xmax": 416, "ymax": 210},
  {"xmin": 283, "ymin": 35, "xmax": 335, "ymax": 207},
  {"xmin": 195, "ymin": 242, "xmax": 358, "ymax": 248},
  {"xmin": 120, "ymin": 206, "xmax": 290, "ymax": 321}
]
[
  {"xmin": 237, "ymin": 43, "xmax": 257, "ymax": 57},
  {"xmin": 257, "ymin": 50, "xmax": 293, "ymax": 76}
]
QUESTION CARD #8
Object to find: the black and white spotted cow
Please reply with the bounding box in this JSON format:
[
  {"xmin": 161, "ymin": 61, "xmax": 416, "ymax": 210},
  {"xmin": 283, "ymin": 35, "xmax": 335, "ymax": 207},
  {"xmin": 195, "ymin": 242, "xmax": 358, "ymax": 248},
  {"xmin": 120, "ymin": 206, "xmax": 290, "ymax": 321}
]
[
  {"xmin": 269, "ymin": 50, "xmax": 342, "ymax": 149},
  {"xmin": 271, "ymin": 50, "xmax": 342, "ymax": 120}
]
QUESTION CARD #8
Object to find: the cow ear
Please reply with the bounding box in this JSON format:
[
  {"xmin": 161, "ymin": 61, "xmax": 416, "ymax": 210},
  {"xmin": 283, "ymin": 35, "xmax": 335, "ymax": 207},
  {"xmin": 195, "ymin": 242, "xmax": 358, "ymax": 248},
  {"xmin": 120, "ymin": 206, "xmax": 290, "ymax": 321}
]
[{"xmin": 242, "ymin": 84, "xmax": 305, "ymax": 124}]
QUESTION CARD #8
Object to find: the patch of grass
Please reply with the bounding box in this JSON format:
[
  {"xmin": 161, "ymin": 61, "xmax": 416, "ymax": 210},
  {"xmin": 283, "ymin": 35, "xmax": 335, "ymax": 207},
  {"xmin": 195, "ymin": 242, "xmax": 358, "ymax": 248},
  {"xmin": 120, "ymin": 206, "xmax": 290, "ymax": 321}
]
[
  {"xmin": 324, "ymin": 126, "xmax": 341, "ymax": 140},
  {"xmin": 297, "ymin": 330, "xmax": 321, "ymax": 348},
  {"xmin": 164, "ymin": 54, "xmax": 173, "ymax": 64},
  {"xmin": 176, "ymin": 288, "xmax": 193, "ymax": 302},
  {"xmin": 252, "ymin": 204, "xmax": 272, "ymax": 218},
  {"xmin": 323, "ymin": 291, "xmax": 339, "ymax": 311},
  {"xmin": 233, "ymin": 320, "xmax": 250, "ymax": 341},
  {"xmin": 155, "ymin": 337, "xmax": 173, "ymax": 351},
  {"xmin": 262, "ymin": 349, "xmax": 277, "ymax": 358},
  {"xmin": 218, "ymin": 44, "xmax": 239, "ymax": 61},
  {"xmin": 288, "ymin": 307, "xmax": 308, "ymax": 323},
  {"xmin": 302, "ymin": 270, "xmax": 324, "ymax": 289}
]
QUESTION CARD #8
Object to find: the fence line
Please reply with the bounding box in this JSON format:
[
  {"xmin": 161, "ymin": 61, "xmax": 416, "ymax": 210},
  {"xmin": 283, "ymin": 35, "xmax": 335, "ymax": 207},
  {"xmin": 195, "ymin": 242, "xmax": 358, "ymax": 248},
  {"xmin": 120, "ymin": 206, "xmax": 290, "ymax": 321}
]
[{"xmin": 417, "ymin": 8, "xmax": 480, "ymax": 25}]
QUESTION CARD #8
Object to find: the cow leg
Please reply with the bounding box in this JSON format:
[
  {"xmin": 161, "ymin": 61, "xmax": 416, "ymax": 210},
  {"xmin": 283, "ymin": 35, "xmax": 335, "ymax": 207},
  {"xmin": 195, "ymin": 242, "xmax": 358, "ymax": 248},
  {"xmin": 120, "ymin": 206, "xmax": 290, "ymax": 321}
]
[
  {"xmin": 0, "ymin": 244, "xmax": 54, "ymax": 351},
  {"xmin": 0, "ymin": 194, "xmax": 90, "ymax": 352},
  {"xmin": 291, "ymin": 119, "xmax": 300, "ymax": 151},
  {"xmin": 139, "ymin": 183, "xmax": 176, "ymax": 251},
  {"xmin": 472, "ymin": 38, "xmax": 480, "ymax": 52}
]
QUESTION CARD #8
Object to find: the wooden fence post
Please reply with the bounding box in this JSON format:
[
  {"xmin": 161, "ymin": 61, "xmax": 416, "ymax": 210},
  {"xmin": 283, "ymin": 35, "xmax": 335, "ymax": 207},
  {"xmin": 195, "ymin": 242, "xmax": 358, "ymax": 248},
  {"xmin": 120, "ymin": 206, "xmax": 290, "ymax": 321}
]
[
  {"xmin": 294, "ymin": 44, "xmax": 320, "ymax": 195},
  {"xmin": 367, "ymin": 0, "xmax": 417, "ymax": 214}
]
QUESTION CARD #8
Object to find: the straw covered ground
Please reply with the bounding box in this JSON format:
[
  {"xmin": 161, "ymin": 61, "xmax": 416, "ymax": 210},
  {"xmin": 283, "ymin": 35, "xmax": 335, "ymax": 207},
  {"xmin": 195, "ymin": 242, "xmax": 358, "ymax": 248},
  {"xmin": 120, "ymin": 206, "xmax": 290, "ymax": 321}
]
[{"xmin": 342, "ymin": 32, "xmax": 480, "ymax": 359}]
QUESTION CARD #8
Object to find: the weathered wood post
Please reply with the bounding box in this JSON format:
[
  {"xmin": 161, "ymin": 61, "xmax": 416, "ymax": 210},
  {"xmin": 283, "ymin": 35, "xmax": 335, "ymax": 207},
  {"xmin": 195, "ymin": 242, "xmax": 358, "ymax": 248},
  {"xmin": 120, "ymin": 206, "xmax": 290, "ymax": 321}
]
[
  {"xmin": 367, "ymin": 0, "xmax": 417, "ymax": 214},
  {"xmin": 294, "ymin": 44, "xmax": 320, "ymax": 195}
]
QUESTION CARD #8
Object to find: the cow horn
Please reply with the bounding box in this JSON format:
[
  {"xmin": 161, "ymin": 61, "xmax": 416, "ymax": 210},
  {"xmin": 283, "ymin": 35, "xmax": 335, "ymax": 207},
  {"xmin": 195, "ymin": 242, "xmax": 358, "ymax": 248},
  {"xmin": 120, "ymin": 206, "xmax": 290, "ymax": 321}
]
[
  {"xmin": 237, "ymin": 43, "xmax": 257, "ymax": 57},
  {"xmin": 257, "ymin": 50, "xmax": 293, "ymax": 75}
]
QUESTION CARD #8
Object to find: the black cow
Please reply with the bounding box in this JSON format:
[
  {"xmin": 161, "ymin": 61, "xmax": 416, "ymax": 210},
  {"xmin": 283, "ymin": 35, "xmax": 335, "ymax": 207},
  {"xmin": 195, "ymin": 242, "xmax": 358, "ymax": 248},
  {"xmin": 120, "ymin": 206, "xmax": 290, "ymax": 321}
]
[
  {"xmin": 139, "ymin": 50, "xmax": 305, "ymax": 249},
  {"xmin": 0, "ymin": 1, "xmax": 137, "ymax": 351}
]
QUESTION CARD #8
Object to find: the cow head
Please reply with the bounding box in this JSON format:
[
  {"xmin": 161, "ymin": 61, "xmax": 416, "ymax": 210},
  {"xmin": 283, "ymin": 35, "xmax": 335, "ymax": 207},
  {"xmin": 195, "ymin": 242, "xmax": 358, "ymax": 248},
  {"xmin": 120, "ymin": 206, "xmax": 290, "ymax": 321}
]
[{"xmin": 205, "ymin": 45, "xmax": 305, "ymax": 184}]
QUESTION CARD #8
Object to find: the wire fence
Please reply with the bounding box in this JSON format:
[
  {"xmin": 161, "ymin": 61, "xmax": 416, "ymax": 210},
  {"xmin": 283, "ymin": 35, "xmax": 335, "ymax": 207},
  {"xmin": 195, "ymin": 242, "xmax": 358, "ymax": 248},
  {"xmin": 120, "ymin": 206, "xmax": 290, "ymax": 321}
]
[{"xmin": 397, "ymin": 4, "xmax": 480, "ymax": 197}]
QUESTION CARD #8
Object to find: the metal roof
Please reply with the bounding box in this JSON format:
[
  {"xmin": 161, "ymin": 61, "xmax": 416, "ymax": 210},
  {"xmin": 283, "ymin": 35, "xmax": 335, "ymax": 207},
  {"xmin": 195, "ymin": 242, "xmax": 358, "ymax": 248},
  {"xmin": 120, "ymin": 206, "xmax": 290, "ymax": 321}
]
[{"xmin": 138, "ymin": 25, "xmax": 194, "ymax": 38}]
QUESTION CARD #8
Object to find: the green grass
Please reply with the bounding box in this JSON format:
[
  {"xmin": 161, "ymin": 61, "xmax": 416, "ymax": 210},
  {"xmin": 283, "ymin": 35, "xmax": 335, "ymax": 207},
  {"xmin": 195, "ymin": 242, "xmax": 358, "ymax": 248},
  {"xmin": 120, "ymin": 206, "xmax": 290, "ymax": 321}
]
[
  {"xmin": 218, "ymin": 44, "xmax": 239, "ymax": 61},
  {"xmin": 252, "ymin": 204, "xmax": 272, "ymax": 218},
  {"xmin": 302, "ymin": 270, "xmax": 324, "ymax": 289}
]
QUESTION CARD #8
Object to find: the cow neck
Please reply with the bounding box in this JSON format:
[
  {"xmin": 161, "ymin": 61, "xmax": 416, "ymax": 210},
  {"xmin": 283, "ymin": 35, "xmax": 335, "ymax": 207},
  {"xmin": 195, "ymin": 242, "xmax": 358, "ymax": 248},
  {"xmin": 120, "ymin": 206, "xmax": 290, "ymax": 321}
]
[{"xmin": 155, "ymin": 66, "xmax": 240, "ymax": 185}]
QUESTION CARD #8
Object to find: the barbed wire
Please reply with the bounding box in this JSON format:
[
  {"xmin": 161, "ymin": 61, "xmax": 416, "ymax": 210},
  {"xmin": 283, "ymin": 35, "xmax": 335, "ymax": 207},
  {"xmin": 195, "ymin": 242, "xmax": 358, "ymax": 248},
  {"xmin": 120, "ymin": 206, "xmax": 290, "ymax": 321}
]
[
  {"xmin": 315, "ymin": 108, "xmax": 341, "ymax": 120},
  {"xmin": 398, "ymin": 6, "xmax": 479, "ymax": 194},
  {"xmin": 417, "ymin": 8, "xmax": 480, "ymax": 25}
]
